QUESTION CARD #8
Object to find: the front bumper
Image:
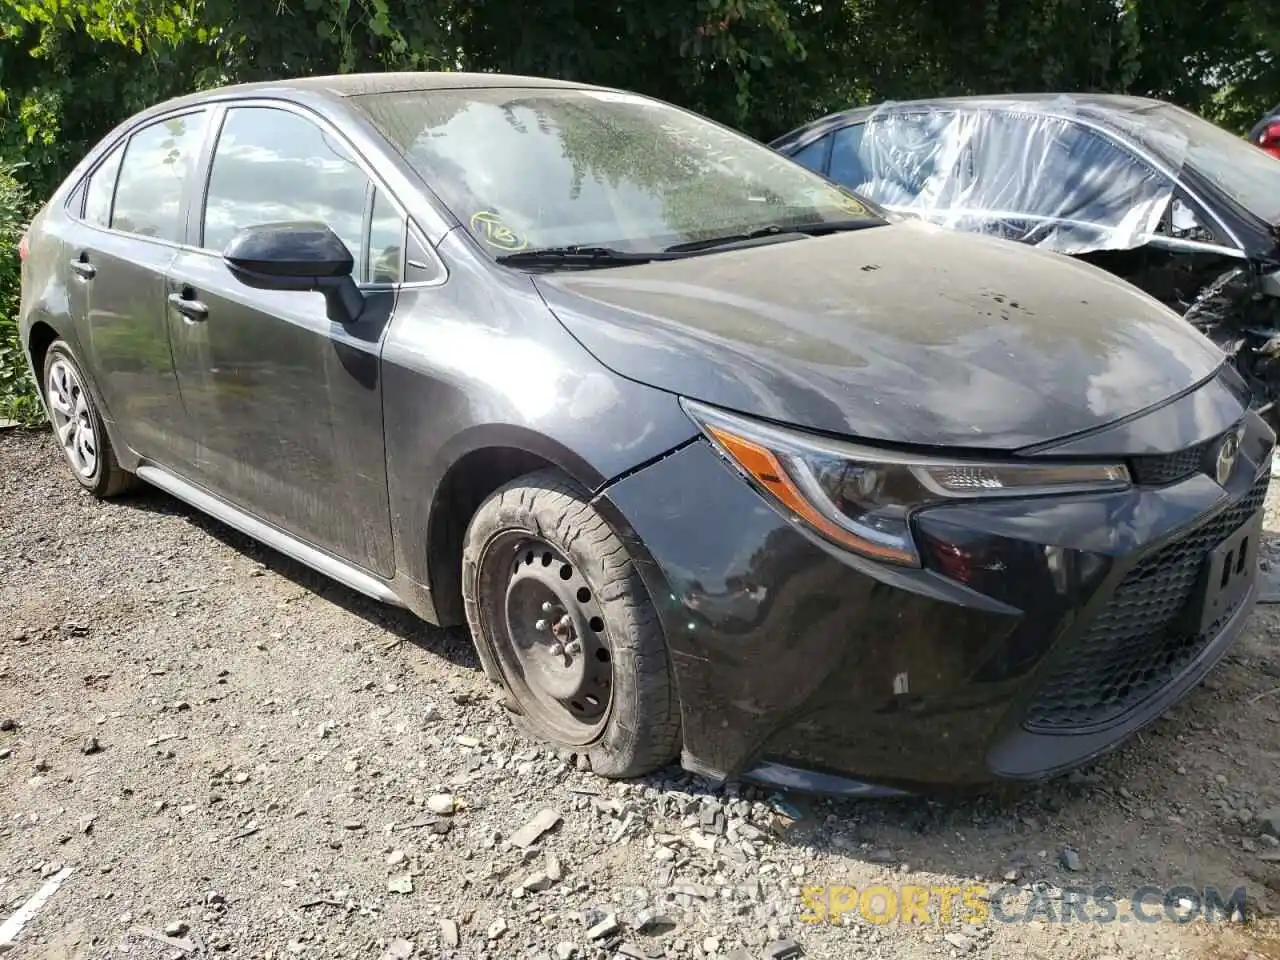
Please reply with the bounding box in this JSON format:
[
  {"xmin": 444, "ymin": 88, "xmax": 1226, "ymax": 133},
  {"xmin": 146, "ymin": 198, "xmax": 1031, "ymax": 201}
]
[{"xmin": 596, "ymin": 406, "xmax": 1275, "ymax": 795}]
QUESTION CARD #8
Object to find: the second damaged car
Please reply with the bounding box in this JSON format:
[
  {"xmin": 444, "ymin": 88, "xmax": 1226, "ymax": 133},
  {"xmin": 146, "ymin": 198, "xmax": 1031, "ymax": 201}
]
[
  {"xmin": 773, "ymin": 94, "xmax": 1280, "ymax": 426},
  {"xmin": 17, "ymin": 73, "xmax": 1275, "ymax": 796}
]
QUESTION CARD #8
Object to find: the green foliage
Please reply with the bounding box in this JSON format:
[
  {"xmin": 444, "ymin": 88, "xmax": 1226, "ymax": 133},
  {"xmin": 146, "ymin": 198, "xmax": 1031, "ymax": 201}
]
[
  {"xmin": 0, "ymin": 164, "xmax": 39, "ymax": 425},
  {"xmin": 0, "ymin": 0, "xmax": 1276, "ymax": 425}
]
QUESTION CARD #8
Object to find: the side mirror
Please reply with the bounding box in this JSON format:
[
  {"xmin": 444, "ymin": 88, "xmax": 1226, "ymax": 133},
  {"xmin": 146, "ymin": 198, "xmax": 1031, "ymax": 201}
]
[{"xmin": 224, "ymin": 222, "xmax": 364, "ymax": 325}]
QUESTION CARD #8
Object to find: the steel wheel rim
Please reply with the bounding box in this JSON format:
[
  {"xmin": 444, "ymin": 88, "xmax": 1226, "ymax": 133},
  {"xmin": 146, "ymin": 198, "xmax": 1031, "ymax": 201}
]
[
  {"xmin": 46, "ymin": 358, "xmax": 98, "ymax": 479},
  {"xmin": 483, "ymin": 533, "xmax": 615, "ymax": 745}
]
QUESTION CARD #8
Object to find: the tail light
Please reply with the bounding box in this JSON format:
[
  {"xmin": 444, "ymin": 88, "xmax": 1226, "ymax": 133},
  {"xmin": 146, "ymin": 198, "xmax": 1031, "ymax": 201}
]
[
  {"xmin": 18, "ymin": 232, "xmax": 28, "ymax": 262},
  {"xmin": 1258, "ymin": 122, "xmax": 1280, "ymax": 159}
]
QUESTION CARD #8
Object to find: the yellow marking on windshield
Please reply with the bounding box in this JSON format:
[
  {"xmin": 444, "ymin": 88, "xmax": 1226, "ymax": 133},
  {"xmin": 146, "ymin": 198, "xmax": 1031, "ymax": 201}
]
[
  {"xmin": 470, "ymin": 211, "xmax": 528, "ymax": 251},
  {"xmin": 835, "ymin": 189, "xmax": 872, "ymax": 217}
]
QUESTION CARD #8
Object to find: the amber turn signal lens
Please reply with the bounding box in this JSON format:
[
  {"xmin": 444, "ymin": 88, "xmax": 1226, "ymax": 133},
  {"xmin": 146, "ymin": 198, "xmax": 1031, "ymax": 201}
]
[{"xmin": 705, "ymin": 424, "xmax": 918, "ymax": 564}]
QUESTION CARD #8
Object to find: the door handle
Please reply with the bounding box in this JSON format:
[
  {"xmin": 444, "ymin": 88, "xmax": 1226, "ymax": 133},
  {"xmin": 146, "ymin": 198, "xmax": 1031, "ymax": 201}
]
[
  {"xmin": 69, "ymin": 258, "xmax": 96, "ymax": 280},
  {"xmin": 167, "ymin": 292, "xmax": 209, "ymax": 322}
]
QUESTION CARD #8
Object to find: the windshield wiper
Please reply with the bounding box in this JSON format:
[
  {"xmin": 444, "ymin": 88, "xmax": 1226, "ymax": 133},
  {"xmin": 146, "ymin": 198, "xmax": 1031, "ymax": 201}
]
[
  {"xmin": 663, "ymin": 219, "xmax": 883, "ymax": 254},
  {"xmin": 496, "ymin": 245, "xmax": 673, "ymax": 267}
]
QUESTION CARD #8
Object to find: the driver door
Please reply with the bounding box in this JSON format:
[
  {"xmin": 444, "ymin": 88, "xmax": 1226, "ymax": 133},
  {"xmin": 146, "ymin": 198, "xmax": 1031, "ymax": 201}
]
[{"xmin": 165, "ymin": 103, "xmax": 404, "ymax": 577}]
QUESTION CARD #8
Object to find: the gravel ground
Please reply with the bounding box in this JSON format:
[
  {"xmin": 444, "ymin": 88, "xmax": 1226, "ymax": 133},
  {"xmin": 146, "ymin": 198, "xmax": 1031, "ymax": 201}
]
[{"xmin": 3, "ymin": 427, "xmax": 1280, "ymax": 960}]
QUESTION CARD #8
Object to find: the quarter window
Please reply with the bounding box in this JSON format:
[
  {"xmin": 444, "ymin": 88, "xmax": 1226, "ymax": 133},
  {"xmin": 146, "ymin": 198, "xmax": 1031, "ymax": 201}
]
[
  {"xmin": 367, "ymin": 187, "xmax": 406, "ymax": 283},
  {"xmin": 112, "ymin": 111, "xmax": 208, "ymax": 242},
  {"xmin": 1157, "ymin": 194, "xmax": 1218, "ymax": 245},
  {"xmin": 83, "ymin": 144, "xmax": 123, "ymax": 227},
  {"xmin": 202, "ymin": 107, "xmax": 369, "ymax": 268}
]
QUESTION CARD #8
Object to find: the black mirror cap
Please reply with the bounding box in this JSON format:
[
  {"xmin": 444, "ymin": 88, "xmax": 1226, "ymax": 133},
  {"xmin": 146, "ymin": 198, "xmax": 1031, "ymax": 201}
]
[{"xmin": 223, "ymin": 222, "xmax": 354, "ymax": 280}]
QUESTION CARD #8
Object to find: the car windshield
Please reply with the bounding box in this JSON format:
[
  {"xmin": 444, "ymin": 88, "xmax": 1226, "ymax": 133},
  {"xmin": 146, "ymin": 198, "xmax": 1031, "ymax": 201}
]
[
  {"xmin": 1124, "ymin": 102, "xmax": 1280, "ymax": 227},
  {"xmin": 354, "ymin": 86, "xmax": 885, "ymax": 256}
]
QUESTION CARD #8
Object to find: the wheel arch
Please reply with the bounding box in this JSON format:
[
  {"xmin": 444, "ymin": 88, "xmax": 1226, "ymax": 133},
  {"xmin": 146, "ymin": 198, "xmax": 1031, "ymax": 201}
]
[
  {"xmin": 423, "ymin": 425, "xmax": 611, "ymax": 627},
  {"xmin": 24, "ymin": 315, "xmax": 102, "ymax": 416},
  {"xmin": 25, "ymin": 318, "xmax": 62, "ymax": 403}
]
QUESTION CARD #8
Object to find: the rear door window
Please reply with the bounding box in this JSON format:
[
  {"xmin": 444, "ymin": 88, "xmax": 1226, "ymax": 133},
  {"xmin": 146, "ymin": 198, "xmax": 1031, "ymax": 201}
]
[
  {"xmin": 962, "ymin": 113, "xmax": 1174, "ymax": 250},
  {"xmin": 201, "ymin": 106, "xmax": 370, "ymax": 272},
  {"xmin": 111, "ymin": 111, "xmax": 209, "ymax": 242}
]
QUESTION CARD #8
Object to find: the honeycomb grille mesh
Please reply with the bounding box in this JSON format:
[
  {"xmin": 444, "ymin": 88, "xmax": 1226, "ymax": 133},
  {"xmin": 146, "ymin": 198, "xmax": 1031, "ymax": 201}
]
[
  {"xmin": 1023, "ymin": 471, "xmax": 1269, "ymax": 733},
  {"xmin": 1129, "ymin": 433, "xmax": 1227, "ymax": 487}
]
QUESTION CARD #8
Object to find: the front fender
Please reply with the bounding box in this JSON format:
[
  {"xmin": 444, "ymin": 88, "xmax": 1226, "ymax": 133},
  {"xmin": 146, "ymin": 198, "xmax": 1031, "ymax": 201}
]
[{"xmin": 381, "ymin": 230, "xmax": 699, "ymax": 618}]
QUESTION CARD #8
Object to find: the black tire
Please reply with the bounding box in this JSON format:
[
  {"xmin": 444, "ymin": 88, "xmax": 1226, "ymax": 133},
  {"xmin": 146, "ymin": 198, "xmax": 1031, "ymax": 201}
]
[
  {"xmin": 41, "ymin": 339, "xmax": 136, "ymax": 498},
  {"xmin": 461, "ymin": 468, "xmax": 681, "ymax": 778}
]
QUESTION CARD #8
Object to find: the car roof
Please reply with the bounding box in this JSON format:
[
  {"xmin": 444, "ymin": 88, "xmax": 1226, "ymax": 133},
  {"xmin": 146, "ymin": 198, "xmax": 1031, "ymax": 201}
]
[
  {"xmin": 135, "ymin": 71, "xmax": 607, "ymax": 118},
  {"xmin": 770, "ymin": 93, "xmax": 1171, "ymax": 148}
]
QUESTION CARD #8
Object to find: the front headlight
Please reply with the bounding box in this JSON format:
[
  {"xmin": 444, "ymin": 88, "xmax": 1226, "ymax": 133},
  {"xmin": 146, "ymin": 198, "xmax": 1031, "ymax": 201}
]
[{"xmin": 682, "ymin": 399, "xmax": 1130, "ymax": 567}]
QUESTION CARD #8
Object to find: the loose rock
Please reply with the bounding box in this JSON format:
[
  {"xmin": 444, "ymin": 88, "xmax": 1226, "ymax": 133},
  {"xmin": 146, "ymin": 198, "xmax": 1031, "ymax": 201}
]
[
  {"xmin": 1257, "ymin": 810, "xmax": 1280, "ymax": 839},
  {"xmin": 763, "ymin": 939, "xmax": 805, "ymax": 959},
  {"xmin": 510, "ymin": 808, "xmax": 563, "ymax": 848},
  {"xmin": 427, "ymin": 794, "xmax": 456, "ymax": 816},
  {"xmin": 545, "ymin": 853, "xmax": 563, "ymax": 881},
  {"xmin": 439, "ymin": 919, "xmax": 460, "ymax": 949},
  {"xmin": 586, "ymin": 914, "xmax": 620, "ymax": 941},
  {"xmin": 387, "ymin": 873, "xmax": 414, "ymax": 894},
  {"xmin": 633, "ymin": 909, "xmax": 676, "ymax": 935}
]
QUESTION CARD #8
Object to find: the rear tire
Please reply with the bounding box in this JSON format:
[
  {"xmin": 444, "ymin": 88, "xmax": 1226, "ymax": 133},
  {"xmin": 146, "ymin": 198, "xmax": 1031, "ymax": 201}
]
[
  {"xmin": 42, "ymin": 340, "xmax": 135, "ymax": 498},
  {"xmin": 461, "ymin": 468, "xmax": 681, "ymax": 778}
]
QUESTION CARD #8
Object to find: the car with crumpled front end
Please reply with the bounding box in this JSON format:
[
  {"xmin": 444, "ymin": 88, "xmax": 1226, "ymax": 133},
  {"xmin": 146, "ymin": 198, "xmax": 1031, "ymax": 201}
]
[{"xmin": 771, "ymin": 94, "xmax": 1280, "ymax": 432}]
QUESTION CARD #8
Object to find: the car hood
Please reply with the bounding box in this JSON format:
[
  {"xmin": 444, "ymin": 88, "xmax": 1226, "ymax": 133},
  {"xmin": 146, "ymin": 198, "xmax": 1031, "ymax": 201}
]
[{"xmin": 534, "ymin": 220, "xmax": 1226, "ymax": 451}]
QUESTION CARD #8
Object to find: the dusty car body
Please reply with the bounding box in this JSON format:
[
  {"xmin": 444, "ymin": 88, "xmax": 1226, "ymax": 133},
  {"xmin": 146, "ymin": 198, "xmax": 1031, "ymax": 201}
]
[
  {"xmin": 772, "ymin": 95, "xmax": 1280, "ymax": 425},
  {"xmin": 17, "ymin": 75, "xmax": 1275, "ymax": 797}
]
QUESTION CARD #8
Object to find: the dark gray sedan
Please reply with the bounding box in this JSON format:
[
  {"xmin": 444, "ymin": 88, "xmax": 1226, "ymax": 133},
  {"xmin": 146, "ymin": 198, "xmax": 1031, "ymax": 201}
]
[{"xmin": 17, "ymin": 73, "xmax": 1274, "ymax": 796}]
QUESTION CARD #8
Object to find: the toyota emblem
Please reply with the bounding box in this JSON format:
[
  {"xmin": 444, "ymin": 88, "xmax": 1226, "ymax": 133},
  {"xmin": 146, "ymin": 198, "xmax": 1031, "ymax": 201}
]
[{"xmin": 1215, "ymin": 432, "xmax": 1240, "ymax": 486}]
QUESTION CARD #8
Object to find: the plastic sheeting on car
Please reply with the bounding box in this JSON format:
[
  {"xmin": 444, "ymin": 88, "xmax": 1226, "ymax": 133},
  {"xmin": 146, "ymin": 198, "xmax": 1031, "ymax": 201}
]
[{"xmin": 844, "ymin": 97, "xmax": 1189, "ymax": 255}]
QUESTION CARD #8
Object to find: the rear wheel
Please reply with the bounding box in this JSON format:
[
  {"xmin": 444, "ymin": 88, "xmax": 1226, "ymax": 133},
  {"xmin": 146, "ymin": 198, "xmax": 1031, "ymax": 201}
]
[
  {"xmin": 42, "ymin": 340, "xmax": 135, "ymax": 498},
  {"xmin": 462, "ymin": 469, "xmax": 681, "ymax": 777}
]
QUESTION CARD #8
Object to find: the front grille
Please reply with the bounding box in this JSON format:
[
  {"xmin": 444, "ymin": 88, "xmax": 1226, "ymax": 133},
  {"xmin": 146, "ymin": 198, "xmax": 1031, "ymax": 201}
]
[
  {"xmin": 1129, "ymin": 432, "xmax": 1227, "ymax": 487},
  {"xmin": 1023, "ymin": 470, "xmax": 1269, "ymax": 733}
]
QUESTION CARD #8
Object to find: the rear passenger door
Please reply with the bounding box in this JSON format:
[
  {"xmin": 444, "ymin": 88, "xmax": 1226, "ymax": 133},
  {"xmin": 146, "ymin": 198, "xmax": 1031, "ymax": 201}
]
[
  {"xmin": 63, "ymin": 110, "xmax": 209, "ymax": 467},
  {"xmin": 164, "ymin": 102, "xmax": 403, "ymax": 577}
]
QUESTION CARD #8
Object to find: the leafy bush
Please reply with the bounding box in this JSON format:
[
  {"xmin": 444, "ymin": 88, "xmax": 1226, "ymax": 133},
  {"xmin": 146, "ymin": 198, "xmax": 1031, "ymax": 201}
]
[{"xmin": 0, "ymin": 164, "xmax": 41, "ymax": 425}]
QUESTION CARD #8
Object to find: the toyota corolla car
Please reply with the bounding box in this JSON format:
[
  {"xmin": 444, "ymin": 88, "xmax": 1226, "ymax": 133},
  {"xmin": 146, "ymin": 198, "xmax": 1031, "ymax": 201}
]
[{"xmin": 18, "ymin": 73, "xmax": 1274, "ymax": 797}]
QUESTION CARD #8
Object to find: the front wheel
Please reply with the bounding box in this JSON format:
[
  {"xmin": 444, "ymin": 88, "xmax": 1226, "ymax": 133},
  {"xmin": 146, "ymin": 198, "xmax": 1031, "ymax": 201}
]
[{"xmin": 461, "ymin": 469, "xmax": 681, "ymax": 778}]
